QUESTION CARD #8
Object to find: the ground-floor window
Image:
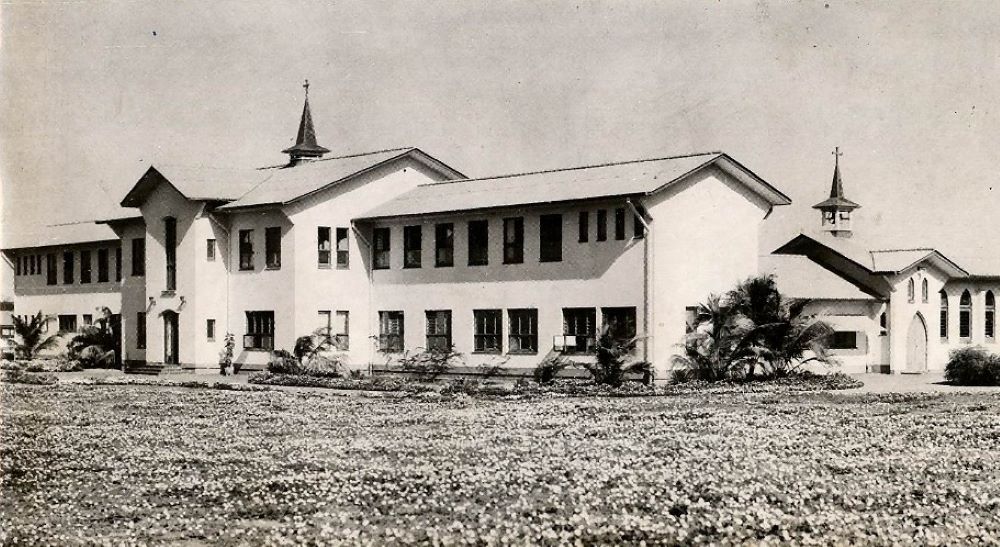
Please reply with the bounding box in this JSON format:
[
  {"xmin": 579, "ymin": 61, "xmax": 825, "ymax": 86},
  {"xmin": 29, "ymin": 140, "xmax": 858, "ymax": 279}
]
[
  {"xmin": 379, "ymin": 311, "xmax": 404, "ymax": 352},
  {"xmin": 244, "ymin": 311, "xmax": 275, "ymax": 350},
  {"xmin": 508, "ymin": 308, "xmax": 538, "ymax": 354},
  {"xmin": 562, "ymin": 308, "xmax": 596, "ymax": 354},
  {"xmin": 474, "ymin": 309, "xmax": 502, "ymax": 353},
  {"xmin": 602, "ymin": 307, "xmax": 637, "ymax": 349},
  {"xmin": 58, "ymin": 315, "xmax": 77, "ymax": 333},
  {"xmin": 425, "ymin": 310, "xmax": 452, "ymax": 350},
  {"xmin": 829, "ymin": 331, "xmax": 858, "ymax": 350},
  {"xmin": 207, "ymin": 319, "xmax": 216, "ymax": 341}
]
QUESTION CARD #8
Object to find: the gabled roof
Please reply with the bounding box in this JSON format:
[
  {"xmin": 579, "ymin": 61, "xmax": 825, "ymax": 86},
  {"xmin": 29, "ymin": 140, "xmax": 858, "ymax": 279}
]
[
  {"xmin": 869, "ymin": 248, "xmax": 969, "ymax": 277},
  {"xmin": 761, "ymin": 254, "xmax": 877, "ymax": 300},
  {"xmin": 120, "ymin": 165, "xmax": 262, "ymax": 207},
  {"xmin": 2, "ymin": 221, "xmax": 118, "ymax": 251},
  {"xmin": 216, "ymin": 147, "xmax": 466, "ymax": 211},
  {"xmin": 357, "ymin": 152, "xmax": 791, "ymax": 220}
]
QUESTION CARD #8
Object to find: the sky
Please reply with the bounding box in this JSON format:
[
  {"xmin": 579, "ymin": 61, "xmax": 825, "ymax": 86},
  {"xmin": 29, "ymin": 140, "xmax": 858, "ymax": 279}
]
[{"xmin": 2, "ymin": 1, "xmax": 999, "ymax": 263}]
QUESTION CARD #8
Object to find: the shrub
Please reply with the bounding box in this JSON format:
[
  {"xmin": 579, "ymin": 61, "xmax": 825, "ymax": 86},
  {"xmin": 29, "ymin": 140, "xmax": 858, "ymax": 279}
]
[
  {"xmin": 533, "ymin": 357, "xmax": 575, "ymax": 385},
  {"xmin": 218, "ymin": 333, "xmax": 236, "ymax": 375},
  {"xmin": 397, "ymin": 346, "xmax": 463, "ymax": 381},
  {"xmin": 2, "ymin": 369, "xmax": 57, "ymax": 385},
  {"xmin": 267, "ymin": 349, "xmax": 343, "ymax": 378},
  {"xmin": 945, "ymin": 347, "xmax": 1000, "ymax": 386},
  {"xmin": 580, "ymin": 331, "xmax": 652, "ymax": 386},
  {"xmin": 67, "ymin": 307, "xmax": 117, "ymax": 369}
]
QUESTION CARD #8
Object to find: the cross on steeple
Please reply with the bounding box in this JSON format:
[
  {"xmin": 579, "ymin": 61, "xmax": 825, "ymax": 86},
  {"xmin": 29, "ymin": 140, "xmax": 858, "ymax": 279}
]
[
  {"xmin": 303, "ymin": 79, "xmax": 309, "ymax": 97},
  {"xmin": 282, "ymin": 79, "xmax": 329, "ymax": 164},
  {"xmin": 832, "ymin": 146, "xmax": 843, "ymax": 166}
]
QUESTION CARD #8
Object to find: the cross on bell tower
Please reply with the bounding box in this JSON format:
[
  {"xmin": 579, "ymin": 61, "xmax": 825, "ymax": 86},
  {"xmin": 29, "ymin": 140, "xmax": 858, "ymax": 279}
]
[
  {"xmin": 812, "ymin": 147, "xmax": 860, "ymax": 238},
  {"xmin": 282, "ymin": 79, "xmax": 330, "ymax": 165}
]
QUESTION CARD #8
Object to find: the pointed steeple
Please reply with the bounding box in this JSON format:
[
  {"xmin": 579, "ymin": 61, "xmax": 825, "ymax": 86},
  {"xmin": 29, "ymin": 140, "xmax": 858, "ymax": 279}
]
[
  {"xmin": 813, "ymin": 147, "xmax": 860, "ymax": 238},
  {"xmin": 282, "ymin": 80, "xmax": 330, "ymax": 164}
]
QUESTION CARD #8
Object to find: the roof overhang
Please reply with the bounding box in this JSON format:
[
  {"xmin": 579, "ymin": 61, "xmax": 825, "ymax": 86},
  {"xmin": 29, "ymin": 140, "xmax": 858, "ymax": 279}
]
[
  {"xmin": 120, "ymin": 166, "xmax": 178, "ymax": 208},
  {"xmin": 873, "ymin": 251, "xmax": 969, "ymax": 279},
  {"xmin": 353, "ymin": 192, "xmax": 646, "ymax": 222},
  {"xmin": 669, "ymin": 154, "xmax": 792, "ymax": 207},
  {"xmin": 774, "ymin": 234, "xmax": 893, "ymax": 298}
]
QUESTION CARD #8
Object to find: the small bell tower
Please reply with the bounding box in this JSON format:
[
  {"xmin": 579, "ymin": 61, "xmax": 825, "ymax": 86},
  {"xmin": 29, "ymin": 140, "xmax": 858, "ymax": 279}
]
[
  {"xmin": 282, "ymin": 80, "xmax": 330, "ymax": 165},
  {"xmin": 812, "ymin": 147, "xmax": 860, "ymax": 238}
]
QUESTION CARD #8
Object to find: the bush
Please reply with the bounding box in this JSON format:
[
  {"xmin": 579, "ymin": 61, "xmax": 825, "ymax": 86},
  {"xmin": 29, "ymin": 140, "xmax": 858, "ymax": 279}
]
[
  {"xmin": 397, "ymin": 346, "xmax": 463, "ymax": 381},
  {"xmin": 945, "ymin": 347, "xmax": 1000, "ymax": 386},
  {"xmin": 2, "ymin": 369, "xmax": 58, "ymax": 385},
  {"xmin": 580, "ymin": 332, "xmax": 652, "ymax": 386},
  {"xmin": 267, "ymin": 349, "xmax": 343, "ymax": 378},
  {"xmin": 533, "ymin": 357, "xmax": 575, "ymax": 385}
]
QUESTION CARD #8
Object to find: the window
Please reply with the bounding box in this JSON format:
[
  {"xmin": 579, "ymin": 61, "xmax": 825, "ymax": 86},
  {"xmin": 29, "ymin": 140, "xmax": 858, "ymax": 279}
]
[
  {"xmin": 164, "ymin": 217, "xmax": 177, "ymax": 290},
  {"xmin": 244, "ymin": 311, "xmax": 275, "ymax": 350},
  {"xmin": 336, "ymin": 228, "xmax": 350, "ymax": 269},
  {"xmin": 63, "ymin": 251, "xmax": 74, "ymax": 284},
  {"xmin": 474, "ymin": 310, "xmax": 502, "ymax": 353},
  {"xmin": 131, "ymin": 238, "xmax": 145, "ymax": 276},
  {"xmin": 987, "ymin": 291, "xmax": 996, "ymax": 340},
  {"xmin": 82, "ymin": 314, "xmax": 93, "ymax": 326},
  {"xmin": 468, "ymin": 220, "xmax": 489, "ymax": 266},
  {"xmin": 115, "ymin": 246, "xmax": 122, "ymax": 282},
  {"xmin": 334, "ymin": 311, "xmax": 349, "ymax": 350},
  {"xmin": 539, "ymin": 214, "xmax": 563, "ymax": 262},
  {"xmin": 503, "ymin": 217, "xmax": 524, "ymax": 264},
  {"xmin": 238, "ymin": 230, "xmax": 254, "ymax": 271},
  {"xmin": 596, "ymin": 209, "xmax": 608, "ymax": 241},
  {"xmin": 603, "ymin": 307, "xmax": 637, "ymax": 349},
  {"xmin": 265, "ymin": 227, "xmax": 281, "ymax": 269},
  {"xmin": 317, "ymin": 227, "xmax": 331, "ymax": 267},
  {"xmin": 921, "ymin": 278, "xmax": 929, "ymax": 303},
  {"xmin": 960, "ymin": 290, "xmax": 972, "ymax": 340},
  {"xmin": 378, "ymin": 311, "xmax": 404, "ymax": 352},
  {"xmin": 578, "ymin": 211, "xmax": 589, "ymax": 243},
  {"xmin": 830, "ymin": 331, "xmax": 858, "ymax": 350},
  {"xmin": 207, "ymin": 239, "xmax": 216, "ymax": 261},
  {"xmin": 633, "ymin": 204, "xmax": 646, "ymax": 239},
  {"xmin": 136, "ymin": 312, "xmax": 146, "ymax": 349},
  {"xmin": 46, "ymin": 253, "xmax": 57, "ymax": 285},
  {"xmin": 207, "ymin": 319, "xmax": 216, "ymax": 341},
  {"xmin": 373, "ymin": 228, "xmax": 391, "ymax": 269},
  {"xmin": 435, "ymin": 223, "xmax": 454, "ymax": 267},
  {"xmin": 425, "ymin": 310, "xmax": 452, "ymax": 350},
  {"xmin": 318, "ymin": 310, "xmax": 331, "ymax": 339},
  {"xmin": 15, "ymin": 256, "xmax": 20, "ymax": 276},
  {"xmin": 940, "ymin": 291, "xmax": 949, "ymax": 339},
  {"xmin": 58, "ymin": 314, "xmax": 77, "ymax": 333},
  {"xmin": 403, "ymin": 225, "xmax": 422, "ymax": 268},
  {"xmin": 80, "ymin": 250, "xmax": 92, "ymax": 284},
  {"xmin": 508, "ymin": 309, "xmax": 538, "ymax": 353},
  {"xmin": 562, "ymin": 308, "xmax": 596, "ymax": 354},
  {"xmin": 907, "ymin": 278, "xmax": 915, "ymax": 303},
  {"xmin": 879, "ymin": 312, "xmax": 888, "ymax": 335},
  {"xmin": 97, "ymin": 248, "xmax": 109, "ymax": 282},
  {"xmin": 614, "ymin": 208, "xmax": 626, "ymax": 240}
]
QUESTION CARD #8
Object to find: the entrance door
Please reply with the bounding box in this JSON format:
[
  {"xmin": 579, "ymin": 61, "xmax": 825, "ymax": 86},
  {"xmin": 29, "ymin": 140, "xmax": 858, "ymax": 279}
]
[
  {"xmin": 905, "ymin": 314, "xmax": 928, "ymax": 373},
  {"xmin": 110, "ymin": 314, "xmax": 122, "ymax": 368},
  {"xmin": 163, "ymin": 311, "xmax": 179, "ymax": 365}
]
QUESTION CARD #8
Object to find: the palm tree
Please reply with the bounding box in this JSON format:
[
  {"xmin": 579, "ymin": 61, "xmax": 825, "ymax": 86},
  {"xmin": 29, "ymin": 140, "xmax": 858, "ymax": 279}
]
[
  {"xmin": 12, "ymin": 311, "xmax": 61, "ymax": 359},
  {"xmin": 672, "ymin": 294, "xmax": 751, "ymax": 381},
  {"xmin": 68, "ymin": 307, "xmax": 117, "ymax": 368}
]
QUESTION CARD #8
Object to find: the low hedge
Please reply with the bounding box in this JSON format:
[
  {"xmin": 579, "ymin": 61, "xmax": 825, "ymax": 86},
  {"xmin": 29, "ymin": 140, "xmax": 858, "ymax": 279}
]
[{"xmin": 1, "ymin": 369, "xmax": 58, "ymax": 385}]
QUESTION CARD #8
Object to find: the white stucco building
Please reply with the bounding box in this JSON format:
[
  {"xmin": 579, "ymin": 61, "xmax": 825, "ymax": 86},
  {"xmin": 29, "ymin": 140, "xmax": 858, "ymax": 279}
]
[{"xmin": 1, "ymin": 85, "xmax": 793, "ymax": 379}]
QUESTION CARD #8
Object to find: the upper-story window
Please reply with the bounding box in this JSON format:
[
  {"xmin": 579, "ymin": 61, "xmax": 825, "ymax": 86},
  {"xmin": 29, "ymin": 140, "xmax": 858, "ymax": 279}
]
[
  {"xmin": 435, "ymin": 223, "xmax": 454, "ymax": 267},
  {"xmin": 921, "ymin": 279, "xmax": 929, "ymax": 303},
  {"xmin": 539, "ymin": 214, "xmax": 563, "ymax": 262},
  {"xmin": 614, "ymin": 208, "xmax": 626, "ymax": 240},
  {"xmin": 960, "ymin": 289, "xmax": 972, "ymax": 340},
  {"xmin": 373, "ymin": 228, "xmax": 391, "ymax": 270},
  {"xmin": 468, "ymin": 220, "xmax": 489, "ymax": 266},
  {"xmin": 115, "ymin": 247, "xmax": 122, "ymax": 282},
  {"xmin": 265, "ymin": 227, "xmax": 281, "ymax": 269},
  {"xmin": 207, "ymin": 239, "xmax": 216, "ymax": 261},
  {"xmin": 97, "ymin": 249, "xmax": 109, "ymax": 282},
  {"xmin": 907, "ymin": 278, "xmax": 915, "ymax": 303},
  {"xmin": 336, "ymin": 228, "xmax": 349, "ymax": 269},
  {"xmin": 164, "ymin": 217, "xmax": 177, "ymax": 290},
  {"xmin": 596, "ymin": 209, "xmax": 608, "ymax": 241},
  {"xmin": 80, "ymin": 250, "xmax": 92, "ymax": 284},
  {"xmin": 15, "ymin": 256, "xmax": 20, "ymax": 276},
  {"xmin": 503, "ymin": 217, "xmax": 524, "ymax": 264},
  {"xmin": 63, "ymin": 251, "xmax": 74, "ymax": 285},
  {"xmin": 46, "ymin": 253, "xmax": 57, "ymax": 285},
  {"xmin": 238, "ymin": 230, "xmax": 254, "ymax": 271},
  {"xmin": 940, "ymin": 290, "xmax": 949, "ymax": 340},
  {"xmin": 318, "ymin": 226, "xmax": 331, "ymax": 267},
  {"xmin": 578, "ymin": 211, "xmax": 589, "ymax": 243},
  {"xmin": 987, "ymin": 291, "xmax": 996, "ymax": 340},
  {"xmin": 131, "ymin": 238, "xmax": 145, "ymax": 277},
  {"xmin": 403, "ymin": 225, "xmax": 422, "ymax": 268}
]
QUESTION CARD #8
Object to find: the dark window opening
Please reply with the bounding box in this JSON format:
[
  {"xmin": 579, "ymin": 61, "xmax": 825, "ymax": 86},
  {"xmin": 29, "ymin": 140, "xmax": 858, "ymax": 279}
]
[
  {"xmin": 46, "ymin": 253, "xmax": 57, "ymax": 285},
  {"xmin": 435, "ymin": 223, "xmax": 454, "ymax": 267},
  {"xmin": 468, "ymin": 220, "xmax": 489, "ymax": 266},
  {"xmin": 562, "ymin": 308, "xmax": 596, "ymax": 354},
  {"xmin": 97, "ymin": 248, "xmax": 109, "ymax": 282},
  {"xmin": 474, "ymin": 309, "xmax": 502, "ymax": 353},
  {"xmin": 336, "ymin": 227, "xmax": 350, "ymax": 269},
  {"xmin": 80, "ymin": 250, "xmax": 92, "ymax": 284},
  {"xmin": 131, "ymin": 238, "xmax": 145, "ymax": 277},
  {"xmin": 165, "ymin": 217, "xmax": 177, "ymax": 290},
  {"xmin": 318, "ymin": 226, "xmax": 331, "ymax": 267},
  {"xmin": 508, "ymin": 308, "xmax": 538, "ymax": 353},
  {"xmin": 830, "ymin": 331, "xmax": 858, "ymax": 350},
  {"xmin": 136, "ymin": 312, "xmax": 146, "ymax": 349},
  {"xmin": 603, "ymin": 307, "xmax": 637, "ymax": 349},
  {"xmin": 578, "ymin": 211, "xmax": 589, "ymax": 243},
  {"xmin": 425, "ymin": 310, "xmax": 452, "ymax": 351},
  {"xmin": 265, "ymin": 226, "xmax": 281, "ymax": 269},
  {"xmin": 614, "ymin": 208, "xmax": 626, "ymax": 240},
  {"xmin": 503, "ymin": 217, "xmax": 524, "ymax": 264},
  {"xmin": 238, "ymin": 230, "xmax": 254, "ymax": 271},
  {"xmin": 403, "ymin": 225, "xmax": 422, "ymax": 268},
  {"xmin": 379, "ymin": 311, "xmax": 404, "ymax": 352},
  {"xmin": 373, "ymin": 228, "xmax": 391, "ymax": 269},
  {"xmin": 244, "ymin": 311, "xmax": 275, "ymax": 350},
  {"xmin": 63, "ymin": 251, "xmax": 74, "ymax": 285},
  {"xmin": 596, "ymin": 209, "xmax": 608, "ymax": 241},
  {"xmin": 539, "ymin": 214, "xmax": 563, "ymax": 262}
]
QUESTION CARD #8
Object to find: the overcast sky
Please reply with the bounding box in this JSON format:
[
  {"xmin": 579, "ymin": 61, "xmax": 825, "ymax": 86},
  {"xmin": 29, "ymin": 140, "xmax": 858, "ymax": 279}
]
[{"xmin": 2, "ymin": 1, "xmax": 998, "ymax": 261}]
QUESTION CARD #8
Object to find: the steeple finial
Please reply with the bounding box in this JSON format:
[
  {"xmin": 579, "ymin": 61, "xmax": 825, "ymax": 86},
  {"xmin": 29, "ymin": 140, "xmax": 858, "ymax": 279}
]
[
  {"xmin": 829, "ymin": 147, "xmax": 845, "ymax": 198},
  {"xmin": 282, "ymin": 79, "xmax": 330, "ymax": 164}
]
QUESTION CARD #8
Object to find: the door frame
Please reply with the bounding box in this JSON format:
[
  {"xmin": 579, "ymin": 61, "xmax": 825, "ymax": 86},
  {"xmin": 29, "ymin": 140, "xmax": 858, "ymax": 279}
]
[{"xmin": 163, "ymin": 311, "xmax": 179, "ymax": 365}]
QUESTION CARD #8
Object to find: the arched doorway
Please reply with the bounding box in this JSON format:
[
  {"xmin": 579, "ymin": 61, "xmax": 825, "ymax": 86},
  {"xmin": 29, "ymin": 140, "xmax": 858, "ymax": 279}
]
[
  {"xmin": 163, "ymin": 311, "xmax": 179, "ymax": 365},
  {"xmin": 905, "ymin": 313, "xmax": 928, "ymax": 373}
]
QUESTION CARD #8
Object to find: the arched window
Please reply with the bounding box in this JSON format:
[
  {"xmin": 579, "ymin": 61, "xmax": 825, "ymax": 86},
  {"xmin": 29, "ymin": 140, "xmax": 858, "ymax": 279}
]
[
  {"xmin": 987, "ymin": 291, "xmax": 996, "ymax": 340},
  {"xmin": 940, "ymin": 291, "xmax": 949, "ymax": 339},
  {"xmin": 921, "ymin": 279, "xmax": 929, "ymax": 303},
  {"xmin": 908, "ymin": 279, "xmax": 915, "ymax": 303},
  {"xmin": 960, "ymin": 290, "xmax": 972, "ymax": 340}
]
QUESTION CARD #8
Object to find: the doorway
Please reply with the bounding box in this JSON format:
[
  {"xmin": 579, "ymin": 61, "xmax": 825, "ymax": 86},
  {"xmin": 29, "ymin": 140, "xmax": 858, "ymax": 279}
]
[
  {"xmin": 163, "ymin": 311, "xmax": 179, "ymax": 365},
  {"xmin": 905, "ymin": 313, "xmax": 927, "ymax": 373}
]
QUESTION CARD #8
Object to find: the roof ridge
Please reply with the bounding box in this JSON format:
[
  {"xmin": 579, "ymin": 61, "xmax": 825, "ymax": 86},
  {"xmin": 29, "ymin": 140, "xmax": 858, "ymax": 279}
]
[
  {"xmin": 870, "ymin": 247, "xmax": 938, "ymax": 253},
  {"xmin": 416, "ymin": 151, "xmax": 724, "ymax": 187},
  {"xmin": 258, "ymin": 147, "xmax": 414, "ymax": 171}
]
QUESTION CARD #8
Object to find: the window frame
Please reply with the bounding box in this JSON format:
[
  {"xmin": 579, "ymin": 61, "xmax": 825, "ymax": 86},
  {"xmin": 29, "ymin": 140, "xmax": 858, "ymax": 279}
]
[
  {"xmin": 561, "ymin": 307, "xmax": 596, "ymax": 354},
  {"xmin": 207, "ymin": 319, "xmax": 216, "ymax": 341},
  {"xmin": 503, "ymin": 217, "xmax": 524, "ymax": 264},
  {"xmin": 602, "ymin": 306, "xmax": 637, "ymax": 349},
  {"xmin": 373, "ymin": 227, "xmax": 391, "ymax": 270},
  {"xmin": 960, "ymin": 290, "xmax": 972, "ymax": 340},
  {"xmin": 164, "ymin": 217, "xmax": 177, "ymax": 289},
  {"xmin": 115, "ymin": 246, "xmax": 122, "ymax": 282},
  {"xmin": 136, "ymin": 312, "xmax": 146, "ymax": 349},
  {"xmin": 987, "ymin": 291, "xmax": 996, "ymax": 340},
  {"xmin": 473, "ymin": 309, "xmax": 503, "ymax": 354},
  {"xmin": 46, "ymin": 253, "xmax": 58, "ymax": 285},
  {"xmin": 244, "ymin": 311, "xmax": 275, "ymax": 351},
  {"xmin": 378, "ymin": 311, "xmax": 404, "ymax": 353},
  {"xmin": 829, "ymin": 331, "xmax": 859, "ymax": 350},
  {"xmin": 63, "ymin": 251, "xmax": 75, "ymax": 285},
  {"xmin": 940, "ymin": 291, "xmax": 949, "ymax": 340},
  {"xmin": 131, "ymin": 238, "xmax": 146, "ymax": 277},
  {"xmin": 403, "ymin": 225, "xmax": 422, "ymax": 269},
  {"xmin": 97, "ymin": 248, "xmax": 109, "ymax": 282},
  {"xmin": 80, "ymin": 249, "xmax": 92, "ymax": 284},
  {"xmin": 435, "ymin": 222, "xmax": 454, "ymax": 268},
  {"xmin": 508, "ymin": 308, "xmax": 538, "ymax": 354},
  {"xmin": 467, "ymin": 220, "xmax": 489, "ymax": 266},
  {"xmin": 336, "ymin": 227, "xmax": 350, "ymax": 269},
  {"xmin": 238, "ymin": 229, "xmax": 254, "ymax": 271},
  {"xmin": 596, "ymin": 209, "xmax": 608, "ymax": 241},
  {"xmin": 425, "ymin": 310, "xmax": 452, "ymax": 351},
  {"xmin": 265, "ymin": 226, "xmax": 282, "ymax": 270},
  {"xmin": 317, "ymin": 226, "xmax": 332, "ymax": 267},
  {"xmin": 614, "ymin": 207, "xmax": 626, "ymax": 240},
  {"xmin": 539, "ymin": 213, "xmax": 563, "ymax": 263},
  {"xmin": 578, "ymin": 211, "xmax": 589, "ymax": 243},
  {"xmin": 57, "ymin": 314, "xmax": 77, "ymax": 334},
  {"xmin": 207, "ymin": 238, "xmax": 216, "ymax": 261}
]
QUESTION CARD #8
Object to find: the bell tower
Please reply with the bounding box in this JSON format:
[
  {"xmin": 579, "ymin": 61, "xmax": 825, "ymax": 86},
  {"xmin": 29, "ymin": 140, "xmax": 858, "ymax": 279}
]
[
  {"xmin": 282, "ymin": 80, "xmax": 330, "ymax": 165},
  {"xmin": 812, "ymin": 147, "xmax": 860, "ymax": 238}
]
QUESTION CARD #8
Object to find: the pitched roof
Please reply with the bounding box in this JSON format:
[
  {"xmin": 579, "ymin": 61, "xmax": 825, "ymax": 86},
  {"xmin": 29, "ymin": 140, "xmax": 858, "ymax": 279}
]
[
  {"xmin": 761, "ymin": 255, "xmax": 876, "ymax": 300},
  {"xmin": 2, "ymin": 221, "xmax": 118, "ymax": 250},
  {"xmin": 121, "ymin": 165, "xmax": 263, "ymax": 207},
  {"xmin": 357, "ymin": 152, "xmax": 791, "ymax": 220},
  {"xmin": 216, "ymin": 147, "xmax": 466, "ymax": 211},
  {"xmin": 869, "ymin": 248, "xmax": 969, "ymax": 276}
]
